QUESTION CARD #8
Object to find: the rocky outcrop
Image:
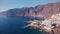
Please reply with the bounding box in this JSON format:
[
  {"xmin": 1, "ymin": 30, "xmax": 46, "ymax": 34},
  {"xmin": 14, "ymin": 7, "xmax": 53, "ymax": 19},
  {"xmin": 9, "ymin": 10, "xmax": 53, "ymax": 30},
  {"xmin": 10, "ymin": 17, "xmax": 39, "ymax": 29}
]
[{"xmin": 25, "ymin": 13, "xmax": 60, "ymax": 34}]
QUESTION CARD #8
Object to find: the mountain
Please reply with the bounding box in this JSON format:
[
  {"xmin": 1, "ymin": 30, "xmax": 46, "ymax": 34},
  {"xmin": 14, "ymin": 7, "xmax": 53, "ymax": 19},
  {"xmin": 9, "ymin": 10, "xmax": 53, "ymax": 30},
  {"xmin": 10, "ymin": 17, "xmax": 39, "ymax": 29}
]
[{"xmin": 1, "ymin": 2, "xmax": 60, "ymax": 18}]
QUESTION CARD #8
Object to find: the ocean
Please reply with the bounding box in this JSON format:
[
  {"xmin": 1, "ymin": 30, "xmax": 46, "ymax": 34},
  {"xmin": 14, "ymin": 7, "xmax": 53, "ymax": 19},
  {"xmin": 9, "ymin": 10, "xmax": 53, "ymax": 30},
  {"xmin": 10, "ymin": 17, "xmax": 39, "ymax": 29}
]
[{"xmin": 0, "ymin": 16, "xmax": 45, "ymax": 34}]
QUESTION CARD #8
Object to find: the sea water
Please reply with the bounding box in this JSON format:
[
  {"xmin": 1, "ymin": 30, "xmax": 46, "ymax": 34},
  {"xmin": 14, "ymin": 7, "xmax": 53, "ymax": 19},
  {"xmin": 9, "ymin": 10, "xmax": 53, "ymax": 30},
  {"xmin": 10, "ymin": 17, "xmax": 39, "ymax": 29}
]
[{"xmin": 0, "ymin": 16, "xmax": 45, "ymax": 34}]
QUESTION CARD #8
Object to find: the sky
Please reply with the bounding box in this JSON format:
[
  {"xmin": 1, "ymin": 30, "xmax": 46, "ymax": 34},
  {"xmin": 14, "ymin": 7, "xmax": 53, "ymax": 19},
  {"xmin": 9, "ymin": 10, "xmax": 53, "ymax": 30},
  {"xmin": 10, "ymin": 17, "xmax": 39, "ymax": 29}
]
[{"xmin": 0, "ymin": 0, "xmax": 60, "ymax": 12}]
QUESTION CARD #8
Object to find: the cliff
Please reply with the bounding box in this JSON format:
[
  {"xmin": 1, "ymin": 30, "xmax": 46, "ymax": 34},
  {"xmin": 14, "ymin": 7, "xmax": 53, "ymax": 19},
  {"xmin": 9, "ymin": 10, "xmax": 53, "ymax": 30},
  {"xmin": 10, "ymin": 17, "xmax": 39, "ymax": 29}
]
[
  {"xmin": 0, "ymin": 2, "xmax": 60, "ymax": 18},
  {"xmin": 0, "ymin": 2, "xmax": 60, "ymax": 34}
]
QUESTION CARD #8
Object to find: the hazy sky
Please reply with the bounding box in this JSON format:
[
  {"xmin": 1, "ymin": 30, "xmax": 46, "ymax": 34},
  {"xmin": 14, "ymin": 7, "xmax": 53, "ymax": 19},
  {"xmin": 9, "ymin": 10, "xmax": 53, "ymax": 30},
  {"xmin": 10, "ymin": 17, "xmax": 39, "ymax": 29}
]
[{"xmin": 0, "ymin": 0, "xmax": 60, "ymax": 12}]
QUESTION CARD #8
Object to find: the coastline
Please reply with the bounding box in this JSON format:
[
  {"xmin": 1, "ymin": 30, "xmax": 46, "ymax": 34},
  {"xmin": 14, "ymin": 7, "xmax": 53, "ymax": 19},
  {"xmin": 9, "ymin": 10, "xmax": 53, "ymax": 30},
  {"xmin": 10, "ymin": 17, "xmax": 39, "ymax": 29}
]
[{"xmin": 25, "ymin": 13, "xmax": 60, "ymax": 34}]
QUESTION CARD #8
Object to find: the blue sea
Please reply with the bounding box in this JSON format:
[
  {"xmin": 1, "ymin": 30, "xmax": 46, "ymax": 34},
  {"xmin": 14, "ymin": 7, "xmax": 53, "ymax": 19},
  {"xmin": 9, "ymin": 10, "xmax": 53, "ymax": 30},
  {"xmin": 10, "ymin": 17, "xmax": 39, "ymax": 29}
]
[{"xmin": 0, "ymin": 16, "xmax": 45, "ymax": 34}]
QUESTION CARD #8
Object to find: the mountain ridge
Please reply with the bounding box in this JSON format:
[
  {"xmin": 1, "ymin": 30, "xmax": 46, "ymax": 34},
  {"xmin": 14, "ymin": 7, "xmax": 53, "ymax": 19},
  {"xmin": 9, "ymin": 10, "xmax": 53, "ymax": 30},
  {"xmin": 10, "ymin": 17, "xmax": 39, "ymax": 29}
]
[{"xmin": 1, "ymin": 2, "xmax": 60, "ymax": 18}]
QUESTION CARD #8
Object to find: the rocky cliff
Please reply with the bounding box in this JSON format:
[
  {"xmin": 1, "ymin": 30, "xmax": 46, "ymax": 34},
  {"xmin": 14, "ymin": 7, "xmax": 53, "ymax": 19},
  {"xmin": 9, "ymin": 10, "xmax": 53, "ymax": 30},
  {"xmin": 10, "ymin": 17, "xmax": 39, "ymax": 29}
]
[
  {"xmin": 1, "ymin": 2, "xmax": 60, "ymax": 18},
  {"xmin": 25, "ymin": 13, "xmax": 60, "ymax": 34},
  {"xmin": 0, "ymin": 2, "xmax": 60, "ymax": 34}
]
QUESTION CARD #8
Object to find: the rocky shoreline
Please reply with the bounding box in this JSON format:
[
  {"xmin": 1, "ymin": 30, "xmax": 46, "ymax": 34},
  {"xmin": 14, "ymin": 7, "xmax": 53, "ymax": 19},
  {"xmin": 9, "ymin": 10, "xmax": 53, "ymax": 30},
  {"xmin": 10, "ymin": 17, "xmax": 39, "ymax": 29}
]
[{"xmin": 25, "ymin": 13, "xmax": 60, "ymax": 34}]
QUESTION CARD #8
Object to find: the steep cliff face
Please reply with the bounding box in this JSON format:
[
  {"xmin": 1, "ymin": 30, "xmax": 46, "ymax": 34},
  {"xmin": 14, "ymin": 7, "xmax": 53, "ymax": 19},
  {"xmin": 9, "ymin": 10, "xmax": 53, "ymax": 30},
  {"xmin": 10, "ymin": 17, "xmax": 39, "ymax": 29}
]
[
  {"xmin": 1, "ymin": 2, "xmax": 60, "ymax": 18},
  {"xmin": 34, "ymin": 2, "xmax": 60, "ymax": 18}
]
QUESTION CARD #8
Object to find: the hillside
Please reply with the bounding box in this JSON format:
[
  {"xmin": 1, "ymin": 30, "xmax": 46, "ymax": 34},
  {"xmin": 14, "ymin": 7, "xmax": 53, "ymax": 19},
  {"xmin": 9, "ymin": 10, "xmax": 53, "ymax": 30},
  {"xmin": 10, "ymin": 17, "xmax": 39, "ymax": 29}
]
[
  {"xmin": 0, "ymin": 2, "xmax": 60, "ymax": 18},
  {"xmin": 25, "ymin": 13, "xmax": 60, "ymax": 34}
]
